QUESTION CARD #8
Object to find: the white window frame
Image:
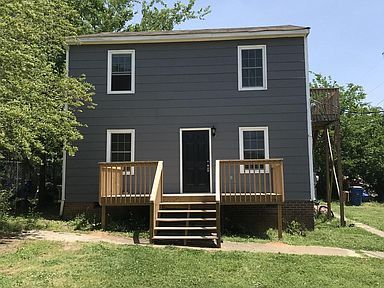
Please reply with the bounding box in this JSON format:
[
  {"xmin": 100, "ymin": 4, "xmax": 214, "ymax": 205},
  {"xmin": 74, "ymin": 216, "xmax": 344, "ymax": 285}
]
[
  {"xmin": 238, "ymin": 45, "xmax": 267, "ymax": 91},
  {"xmin": 107, "ymin": 50, "xmax": 135, "ymax": 94},
  {"xmin": 239, "ymin": 127, "xmax": 269, "ymax": 173},
  {"xmin": 106, "ymin": 129, "xmax": 135, "ymax": 174}
]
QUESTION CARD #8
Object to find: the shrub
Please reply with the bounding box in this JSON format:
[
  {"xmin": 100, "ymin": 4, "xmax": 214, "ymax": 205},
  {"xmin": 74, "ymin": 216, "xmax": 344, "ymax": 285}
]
[
  {"xmin": 71, "ymin": 213, "xmax": 99, "ymax": 231},
  {"xmin": 285, "ymin": 220, "xmax": 307, "ymax": 236},
  {"xmin": 0, "ymin": 189, "xmax": 12, "ymax": 218}
]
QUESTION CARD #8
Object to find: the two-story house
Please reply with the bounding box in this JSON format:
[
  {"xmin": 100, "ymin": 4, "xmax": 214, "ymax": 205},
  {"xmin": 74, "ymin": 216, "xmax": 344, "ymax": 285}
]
[{"xmin": 63, "ymin": 25, "xmax": 314, "ymax": 246}]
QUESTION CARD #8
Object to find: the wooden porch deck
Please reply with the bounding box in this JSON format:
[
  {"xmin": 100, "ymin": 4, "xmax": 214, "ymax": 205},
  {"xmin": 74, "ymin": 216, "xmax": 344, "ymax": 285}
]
[{"xmin": 99, "ymin": 159, "xmax": 285, "ymax": 247}]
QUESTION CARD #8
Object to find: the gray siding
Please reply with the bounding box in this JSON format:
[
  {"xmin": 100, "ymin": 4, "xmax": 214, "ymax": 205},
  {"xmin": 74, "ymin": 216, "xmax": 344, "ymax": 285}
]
[{"xmin": 66, "ymin": 37, "xmax": 311, "ymax": 202}]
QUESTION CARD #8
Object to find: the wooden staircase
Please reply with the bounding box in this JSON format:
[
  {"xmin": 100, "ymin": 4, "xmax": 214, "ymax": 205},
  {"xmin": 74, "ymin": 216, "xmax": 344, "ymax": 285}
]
[{"xmin": 152, "ymin": 194, "xmax": 220, "ymax": 247}]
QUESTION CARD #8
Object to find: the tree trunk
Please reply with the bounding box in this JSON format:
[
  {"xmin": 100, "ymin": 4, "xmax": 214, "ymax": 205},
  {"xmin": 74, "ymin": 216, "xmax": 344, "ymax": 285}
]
[{"xmin": 38, "ymin": 156, "xmax": 48, "ymax": 208}]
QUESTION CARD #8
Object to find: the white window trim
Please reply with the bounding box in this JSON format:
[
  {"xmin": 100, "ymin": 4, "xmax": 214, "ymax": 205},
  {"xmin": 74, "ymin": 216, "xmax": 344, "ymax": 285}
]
[
  {"xmin": 107, "ymin": 50, "xmax": 135, "ymax": 94},
  {"xmin": 238, "ymin": 45, "xmax": 267, "ymax": 91},
  {"xmin": 239, "ymin": 127, "xmax": 270, "ymax": 173},
  {"xmin": 106, "ymin": 129, "xmax": 135, "ymax": 175}
]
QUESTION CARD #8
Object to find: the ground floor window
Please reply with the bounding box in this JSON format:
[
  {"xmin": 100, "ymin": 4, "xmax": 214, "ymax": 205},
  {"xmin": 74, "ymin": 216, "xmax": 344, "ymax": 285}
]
[
  {"xmin": 106, "ymin": 129, "xmax": 135, "ymax": 162},
  {"xmin": 239, "ymin": 127, "xmax": 269, "ymax": 172}
]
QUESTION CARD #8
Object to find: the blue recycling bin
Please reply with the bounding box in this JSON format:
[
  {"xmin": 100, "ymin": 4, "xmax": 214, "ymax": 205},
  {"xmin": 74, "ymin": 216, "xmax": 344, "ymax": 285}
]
[{"xmin": 350, "ymin": 186, "xmax": 363, "ymax": 206}]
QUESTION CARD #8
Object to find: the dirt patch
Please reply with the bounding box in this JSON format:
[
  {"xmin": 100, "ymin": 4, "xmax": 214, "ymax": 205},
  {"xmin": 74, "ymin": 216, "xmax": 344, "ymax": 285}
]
[
  {"xmin": 0, "ymin": 238, "xmax": 23, "ymax": 254},
  {"xmin": 1, "ymin": 230, "xmax": 383, "ymax": 259}
]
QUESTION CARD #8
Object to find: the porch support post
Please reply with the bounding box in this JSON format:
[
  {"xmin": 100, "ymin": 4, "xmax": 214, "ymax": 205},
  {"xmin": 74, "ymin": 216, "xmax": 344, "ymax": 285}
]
[
  {"xmin": 149, "ymin": 202, "xmax": 154, "ymax": 244},
  {"xmin": 277, "ymin": 203, "xmax": 283, "ymax": 240},
  {"xmin": 324, "ymin": 129, "xmax": 332, "ymax": 220},
  {"xmin": 335, "ymin": 121, "xmax": 346, "ymax": 226},
  {"xmin": 101, "ymin": 205, "xmax": 106, "ymax": 230},
  {"xmin": 216, "ymin": 202, "xmax": 221, "ymax": 248}
]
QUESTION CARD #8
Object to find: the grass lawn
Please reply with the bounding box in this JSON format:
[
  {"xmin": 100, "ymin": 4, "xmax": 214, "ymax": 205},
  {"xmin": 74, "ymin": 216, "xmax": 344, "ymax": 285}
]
[
  {"xmin": 2, "ymin": 214, "xmax": 384, "ymax": 252},
  {"xmin": 0, "ymin": 214, "xmax": 150, "ymax": 240},
  {"xmin": 333, "ymin": 202, "xmax": 384, "ymax": 231},
  {"xmin": 223, "ymin": 218, "xmax": 384, "ymax": 252},
  {"xmin": 0, "ymin": 215, "xmax": 76, "ymax": 235},
  {"xmin": 0, "ymin": 241, "xmax": 383, "ymax": 288}
]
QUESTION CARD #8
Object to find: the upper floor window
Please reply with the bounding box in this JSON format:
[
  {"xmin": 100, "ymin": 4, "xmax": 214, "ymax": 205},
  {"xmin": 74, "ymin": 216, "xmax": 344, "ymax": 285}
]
[
  {"xmin": 238, "ymin": 45, "xmax": 267, "ymax": 91},
  {"xmin": 107, "ymin": 50, "xmax": 135, "ymax": 94}
]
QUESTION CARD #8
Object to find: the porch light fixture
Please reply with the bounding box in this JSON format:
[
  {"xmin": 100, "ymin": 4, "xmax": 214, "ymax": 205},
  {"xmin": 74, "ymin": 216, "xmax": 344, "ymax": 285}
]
[{"xmin": 211, "ymin": 126, "xmax": 216, "ymax": 137}]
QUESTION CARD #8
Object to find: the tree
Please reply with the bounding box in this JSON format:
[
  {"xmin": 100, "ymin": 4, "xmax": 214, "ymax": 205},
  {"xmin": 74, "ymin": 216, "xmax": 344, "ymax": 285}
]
[
  {"xmin": 67, "ymin": 0, "xmax": 210, "ymax": 34},
  {"xmin": 0, "ymin": 0, "xmax": 95, "ymax": 205},
  {"xmin": 311, "ymin": 73, "xmax": 384, "ymax": 199},
  {"xmin": 0, "ymin": 0, "xmax": 210, "ymax": 206},
  {"xmin": 0, "ymin": 0, "xmax": 94, "ymax": 162}
]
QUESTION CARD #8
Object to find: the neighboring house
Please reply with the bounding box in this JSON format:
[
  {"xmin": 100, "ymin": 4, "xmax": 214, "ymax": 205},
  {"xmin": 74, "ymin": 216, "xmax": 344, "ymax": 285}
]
[{"xmin": 64, "ymin": 25, "xmax": 314, "ymax": 246}]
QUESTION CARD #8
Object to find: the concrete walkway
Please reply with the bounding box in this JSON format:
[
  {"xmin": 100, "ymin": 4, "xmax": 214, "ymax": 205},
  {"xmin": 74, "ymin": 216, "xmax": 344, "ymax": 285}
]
[
  {"xmin": 7, "ymin": 230, "xmax": 382, "ymax": 259},
  {"xmin": 334, "ymin": 213, "xmax": 384, "ymax": 238}
]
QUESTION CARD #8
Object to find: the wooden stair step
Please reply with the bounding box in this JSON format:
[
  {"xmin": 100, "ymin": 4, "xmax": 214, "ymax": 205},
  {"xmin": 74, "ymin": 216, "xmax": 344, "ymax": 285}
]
[
  {"xmin": 158, "ymin": 209, "xmax": 216, "ymax": 213},
  {"xmin": 156, "ymin": 217, "xmax": 216, "ymax": 222},
  {"xmin": 160, "ymin": 202, "xmax": 216, "ymax": 205},
  {"xmin": 153, "ymin": 235, "xmax": 217, "ymax": 240},
  {"xmin": 154, "ymin": 226, "xmax": 217, "ymax": 230}
]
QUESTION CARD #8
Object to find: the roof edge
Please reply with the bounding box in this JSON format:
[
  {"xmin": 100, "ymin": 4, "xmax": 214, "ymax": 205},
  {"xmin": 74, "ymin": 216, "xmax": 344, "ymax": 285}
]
[{"xmin": 66, "ymin": 27, "xmax": 310, "ymax": 46}]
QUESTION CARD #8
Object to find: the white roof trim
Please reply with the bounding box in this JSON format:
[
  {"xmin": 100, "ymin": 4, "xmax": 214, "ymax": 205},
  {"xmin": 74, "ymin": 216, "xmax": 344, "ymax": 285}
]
[{"xmin": 66, "ymin": 28, "xmax": 310, "ymax": 46}]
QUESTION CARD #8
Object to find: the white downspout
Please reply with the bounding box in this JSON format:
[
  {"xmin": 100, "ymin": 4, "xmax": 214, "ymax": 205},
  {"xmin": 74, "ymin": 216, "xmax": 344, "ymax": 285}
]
[
  {"xmin": 304, "ymin": 35, "xmax": 316, "ymax": 200},
  {"xmin": 60, "ymin": 46, "xmax": 69, "ymax": 217}
]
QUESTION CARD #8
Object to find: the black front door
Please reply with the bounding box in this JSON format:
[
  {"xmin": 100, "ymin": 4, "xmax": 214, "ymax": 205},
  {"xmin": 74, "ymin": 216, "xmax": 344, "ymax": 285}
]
[{"xmin": 182, "ymin": 130, "xmax": 210, "ymax": 193}]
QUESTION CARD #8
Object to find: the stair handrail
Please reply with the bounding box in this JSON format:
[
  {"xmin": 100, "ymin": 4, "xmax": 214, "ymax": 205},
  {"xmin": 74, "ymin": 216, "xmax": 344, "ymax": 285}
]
[
  {"xmin": 215, "ymin": 160, "xmax": 222, "ymax": 247},
  {"xmin": 215, "ymin": 160, "xmax": 221, "ymax": 203},
  {"xmin": 149, "ymin": 161, "xmax": 163, "ymax": 243}
]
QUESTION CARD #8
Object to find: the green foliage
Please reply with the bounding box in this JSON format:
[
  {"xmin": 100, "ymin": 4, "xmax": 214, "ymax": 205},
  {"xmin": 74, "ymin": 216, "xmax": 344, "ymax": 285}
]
[
  {"xmin": 67, "ymin": 0, "xmax": 135, "ymax": 34},
  {"xmin": 0, "ymin": 189, "xmax": 12, "ymax": 218},
  {"xmin": 311, "ymin": 73, "xmax": 384, "ymax": 195},
  {"xmin": 285, "ymin": 220, "xmax": 307, "ymax": 236},
  {"xmin": 70, "ymin": 213, "xmax": 99, "ymax": 231},
  {"xmin": 131, "ymin": 0, "xmax": 210, "ymax": 32},
  {"xmin": 67, "ymin": 0, "xmax": 210, "ymax": 34},
  {"xmin": 0, "ymin": 0, "xmax": 95, "ymax": 163},
  {"xmin": 0, "ymin": 0, "xmax": 210, "ymax": 165}
]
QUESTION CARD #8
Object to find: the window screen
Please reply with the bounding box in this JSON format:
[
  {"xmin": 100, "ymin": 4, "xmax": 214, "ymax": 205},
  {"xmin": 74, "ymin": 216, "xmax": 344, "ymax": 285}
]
[
  {"xmin": 243, "ymin": 131, "xmax": 265, "ymax": 160},
  {"xmin": 241, "ymin": 48, "xmax": 264, "ymax": 88},
  {"xmin": 110, "ymin": 133, "xmax": 132, "ymax": 162},
  {"xmin": 111, "ymin": 54, "xmax": 132, "ymax": 91}
]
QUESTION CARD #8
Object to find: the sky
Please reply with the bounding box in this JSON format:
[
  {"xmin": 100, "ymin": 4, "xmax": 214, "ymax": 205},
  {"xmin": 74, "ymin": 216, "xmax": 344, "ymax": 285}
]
[{"xmin": 175, "ymin": 0, "xmax": 384, "ymax": 107}]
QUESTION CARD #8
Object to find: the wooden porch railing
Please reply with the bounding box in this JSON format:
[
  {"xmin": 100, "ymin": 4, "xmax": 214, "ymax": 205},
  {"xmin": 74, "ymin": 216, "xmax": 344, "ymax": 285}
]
[
  {"xmin": 149, "ymin": 161, "xmax": 164, "ymax": 243},
  {"xmin": 99, "ymin": 161, "xmax": 158, "ymax": 206},
  {"xmin": 216, "ymin": 158, "xmax": 285, "ymax": 239},
  {"xmin": 216, "ymin": 159, "xmax": 285, "ymax": 204}
]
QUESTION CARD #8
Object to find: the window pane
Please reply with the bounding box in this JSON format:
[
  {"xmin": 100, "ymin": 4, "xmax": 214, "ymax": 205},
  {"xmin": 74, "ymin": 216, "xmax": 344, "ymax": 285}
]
[
  {"xmin": 111, "ymin": 54, "xmax": 132, "ymax": 91},
  {"xmin": 256, "ymin": 57, "xmax": 262, "ymax": 67},
  {"xmin": 111, "ymin": 134, "xmax": 118, "ymax": 142},
  {"xmin": 242, "ymin": 130, "xmax": 265, "ymax": 160},
  {"xmin": 244, "ymin": 131, "xmax": 264, "ymax": 148},
  {"xmin": 241, "ymin": 48, "xmax": 264, "ymax": 88},
  {"xmin": 112, "ymin": 54, "xmax": 131, "ymax": 73},
  {"xmin": 110, "ymin": 133, "xmax": 132, "ymax": 162},
  {"xmin": 256, "ymin": 150, "xmax": 265, "ymax": 159},
  {"xmin": 123, "ymin": 152, "xmax": 131, "ymax": 161},
  {"xmin": 112, "ymin": 74, "xmax": 132, "ymax": 91},
  {"xmin": 249, "ymin": 76, "xmax": 256, "ymax": 87},
  {"xmin": 111, "ymin": 152, "xmax": 120, "ymax": 161},
  {"xmin": 111, "ymin": 142, "xmax": 118, "ymax": 151}
]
